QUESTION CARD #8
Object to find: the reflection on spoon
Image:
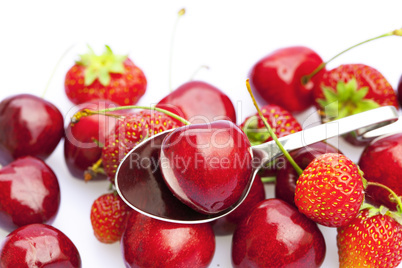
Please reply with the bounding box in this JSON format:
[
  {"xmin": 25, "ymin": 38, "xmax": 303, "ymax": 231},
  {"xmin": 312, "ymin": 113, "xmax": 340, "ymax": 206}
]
[{"xmin": 115, "ymin": 106, "xmax": 399, "ymax": 224}]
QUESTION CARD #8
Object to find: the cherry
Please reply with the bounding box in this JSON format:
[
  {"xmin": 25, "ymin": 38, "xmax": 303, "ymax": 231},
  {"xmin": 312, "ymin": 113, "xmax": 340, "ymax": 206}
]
[
  {"xmin": 358, "ymin": 133, "xmax": 402, "ymax": 210},
  {"xmin": 0, "ymin": 223, "xmax": 82, "ymax": 267},
  {"xmin": 121, "ymin": 211, "xmax": 215, "ymax": 268},
  {"xmin": 249, "ymin": 46, "xmax": 325, "ymax": 113},
  {"xmin": 211, "ymin": 174, "xmax": 265, "ymax": 235},
  {"xmin": 231, "ymin": 198, "xmax": 326, "ymax": 267},
  {"xmin": 160, "ymin": 120, "xmax": 253, "ymax": 214},
  {"xmin": 0, "ymin": 156, "xmax": 60, "ymax": 231},
  {"xmin": 0, "ymin": 94, "xmax": 64, "ymax": 165},
  {"xmin": 64, "ymin": 99, "xmax": 129, "ymax": 180},
  {"xmin": 156, "ymin": 81, "xmax": 237, "ymax": 124},
  {"xmin": 275, "ymin": 141, "xmax": 340, "ymax": 206}
]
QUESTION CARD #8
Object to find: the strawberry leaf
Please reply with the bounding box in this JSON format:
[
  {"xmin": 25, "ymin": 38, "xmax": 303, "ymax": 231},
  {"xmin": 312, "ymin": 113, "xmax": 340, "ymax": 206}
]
[
  {"xmin": 351, "ymin": 86, "xmax": 369, "ymax": 102},
  {"xmin": 79, "ymin": 45, "xmax": 127, "ymax": 86},
  {"xmin": 318, "ymin": 77, "xmax": 381, "ymax": 122},
  {"xmin": 322, "ymin": 86, "xmax": 338, "ymax": 103},
  {"xmin": 354, "ymin": 99, "xmax": 380, "ymax": 114},
  {"xmin": 85, "ymin": 68, "xmax": 98, "ymax": 86}
]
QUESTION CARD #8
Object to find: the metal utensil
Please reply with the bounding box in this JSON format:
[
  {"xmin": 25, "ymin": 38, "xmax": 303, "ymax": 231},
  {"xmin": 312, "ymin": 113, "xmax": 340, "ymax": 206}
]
[{"xmin": 115, "ymin": 106, "xmax": 399, "ymax": 224}]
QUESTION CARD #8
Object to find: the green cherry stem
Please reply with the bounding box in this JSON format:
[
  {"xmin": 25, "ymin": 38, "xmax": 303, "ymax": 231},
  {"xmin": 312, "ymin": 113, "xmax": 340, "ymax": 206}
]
[
  {"xmin": 169, "ymin": 8, "xmax": 186, "ymax": 92},
  {"xmin": 246, "ymin": 79, "xmax": 303, "ymax": 175},
  {"xmin": 302, "ymin": 28, "xmax": 402, "ymax": 85},
  {"xmin": 72, "ymin": 105, "xmax": 191, "ymax": 126},
  {"xmin": 41, "ymin": 44, "xmax": 75, "ymax": 98},
  {"xmin": 367, "ymin": 181, "xmax": 402, "ymax": 212},
  {"xmin": 189, "ymin": 65, "xmax": 210, "ymax": 81}
]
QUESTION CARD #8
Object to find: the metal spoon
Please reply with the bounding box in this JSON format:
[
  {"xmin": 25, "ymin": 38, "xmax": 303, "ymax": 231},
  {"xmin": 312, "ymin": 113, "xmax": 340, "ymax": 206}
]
[{"xmin": 115, "ymin": 106, "xmax": 399, "ymax": 224}]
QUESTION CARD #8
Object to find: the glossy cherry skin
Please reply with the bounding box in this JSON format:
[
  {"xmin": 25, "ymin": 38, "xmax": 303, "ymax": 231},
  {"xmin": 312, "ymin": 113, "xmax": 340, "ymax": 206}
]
[
  {"xmin": 161, "ymin": 120, "xmax": 253, "ymax": 215},
  {"xmin": 0, "ymin": 223, "xmax": 82, "ymax": 267},
  {"xmin": 249, "ymin": 46, "xmax": 325, "ymax": 113},
  {"xmin": 64, "ymin": 99, "xmax": 128, "ymax": 180},
  {"xmin": 275, "ymin": 142, "xmax": 340, "ymax": 206},
  {"xmin": 231, "ymin": 198, "xmax": 326, "ymax": 268},
  {"xmin": 212, "ymin": 175, "xmax": 265, "ymax": 235},
  {"xmin": 0, "ymin": 94, "xmax": 64, "ymax": 165},
  {"xmin": 0, "ymin": 156, "xmax": 60, "ymax": 231},
  {"xmin": 156, "ymin": 81, "xmax": 236, "ymax": 124},
  {"xmin": 121, "ymin": 211, "xmax": 215, "ymax": 268},
  {"xmin": 358, "ymin": 133, "xmax": 402, "ymax": 210}
]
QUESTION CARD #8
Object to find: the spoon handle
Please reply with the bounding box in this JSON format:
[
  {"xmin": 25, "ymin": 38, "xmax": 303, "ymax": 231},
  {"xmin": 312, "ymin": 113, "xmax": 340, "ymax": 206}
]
[{"xmin": 252, "ymin": 106, "xmax": 399, "ymax": 165}]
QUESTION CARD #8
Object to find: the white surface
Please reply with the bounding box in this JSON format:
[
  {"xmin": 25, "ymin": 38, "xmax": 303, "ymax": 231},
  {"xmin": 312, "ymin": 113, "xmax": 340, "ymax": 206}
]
[{"xmin": 0, "ymin": 1, "xmax": 402, "ymax": 267}]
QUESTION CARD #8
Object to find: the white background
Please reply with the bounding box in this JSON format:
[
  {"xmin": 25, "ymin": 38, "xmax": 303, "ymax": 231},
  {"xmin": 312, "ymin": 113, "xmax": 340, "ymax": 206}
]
[{"xmin": 1, "ymin": 1, "xmax": 402, "ymax": 267}]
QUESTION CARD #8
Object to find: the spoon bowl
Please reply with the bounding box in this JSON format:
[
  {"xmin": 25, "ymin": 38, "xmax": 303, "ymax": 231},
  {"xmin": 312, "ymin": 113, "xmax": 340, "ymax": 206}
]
[{"xmin": 115, "ymin": 106, "xmax": 399, "ymax": 224}]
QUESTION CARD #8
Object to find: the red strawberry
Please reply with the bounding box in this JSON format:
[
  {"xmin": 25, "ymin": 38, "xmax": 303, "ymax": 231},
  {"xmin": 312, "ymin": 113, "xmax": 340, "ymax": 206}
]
[
  {"xmin": 90, "ymin": 192, "xmax": 132, "ymax": 244},
  {"xmin": 337, "ymin": 208, "xmax": 402, "ymax": 267},
  {"xmin": 102, "ymin": 110, "xmax": 183, "ymax": 182},
  {"xmin": 294, "ymin": 153, "xmax": 365, "ymax": 227},
  {"xmin": 240, "ymin": 104, "xmax": 302, "ymax": 146},
  {"xmin": 65, "ymin": 45, "xmax": 147, "ymax": 106},
  {"xmin": 314, "ymin": 64, "xmax": 398, "ymax": 122}
]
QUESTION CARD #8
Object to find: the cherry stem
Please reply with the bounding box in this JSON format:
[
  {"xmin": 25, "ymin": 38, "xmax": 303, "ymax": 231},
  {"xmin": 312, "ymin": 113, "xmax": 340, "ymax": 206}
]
[
  {"xmin": 41, "ymin": 44, "xmax": 75, "ymax": 98},
  {"xmin": 246, "ymin": 79, "xmax": 303, "ymax": 175},
  {"xmin": 72, "ymin": 105, "xmax": 191, "ymax": 126},
  {"xmin": 302, "ymin": 28, "xmax": 402, "ymax": 85},
  {"xmin": 169, "ymin": 8, "xmax": 186, "ymax": 92},
  {"xmin": 84, "ymin": 158, "xmax": 104, "ymax": 182},
  {"xmin": 367, "ymin": 181, "xmax": 402, "ymax": 212},
  {"xmin": 190, "ymin": 65, "xmax": 210, "ymax": 81},
  {"xmin": 260, "ymin": 176, "xmax": 276, "ymax": 183}
]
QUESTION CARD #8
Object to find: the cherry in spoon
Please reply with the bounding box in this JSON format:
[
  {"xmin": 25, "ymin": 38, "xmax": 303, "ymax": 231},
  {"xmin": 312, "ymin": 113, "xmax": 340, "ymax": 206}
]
[{"xmin": 115, "ymin": 106, "xmax": 399, "ymax": 224}]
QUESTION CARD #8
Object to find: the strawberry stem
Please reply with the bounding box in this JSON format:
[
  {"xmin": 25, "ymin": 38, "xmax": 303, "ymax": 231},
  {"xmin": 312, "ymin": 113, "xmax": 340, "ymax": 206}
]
[
  {"xmin": 41, "ymin": 44, "xmax": 75, "ymax": 98},
  {"xmin": 302, "ymin": 27, "xmax": 402, "ymax": 85},
  {"xmin": 169, "ymin": 8, "xmax": 186, "ymax": 92},
  {"xmin": 246, "ymin": 79, "xmax": 303, "ymax": 175},
  {"xmin": 367, "ymin": 181, "xmax": 402, "ymax": 213},
  {"xmin": 72, "ymin": 105, "xmax": 191, "ymax": 126}
]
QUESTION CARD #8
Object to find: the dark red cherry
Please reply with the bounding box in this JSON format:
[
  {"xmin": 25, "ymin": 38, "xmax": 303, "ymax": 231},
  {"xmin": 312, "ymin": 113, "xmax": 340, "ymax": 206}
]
[
  {"xmin": 249, "ymin": 46, "xmax": 325, "ymax": 113},
  {"xmin": 0, "ymin": 94, "xmax": 64, "ymax": 165},
  {"xmin": 275, "ymin": 142, "xmax": 340, "ymax": 206},
  {"xmin": 64, "ymin": 99, "xmax": 128, "ymax": 180},
  {"xmin": 231, "ymin": 198, "xmax": 326, "ymax": 268},
  {"xmin": 358, "ymin": 133, "xmax": 402, "ymax": 210},
  {"xmin": 0, "ymin": 223, "xmax": 81, "ymax": 267},
  {"xmin": 0, "ymin": 156, "xmax": 60, "ymax": 231},
  {"xmin": 156, "ymin": 81, "xmax": 236, "ymax": 124},
  {"xmin": 212, "ymin": 174, "xmax": 265, "ymax": 235},
  {"xmin": 122, "ymin": 211, "xmax": 215, "ymax": 268},
  {"xmin": 161, "ymin": 120, "xmax": 253, "ymax": 215}
]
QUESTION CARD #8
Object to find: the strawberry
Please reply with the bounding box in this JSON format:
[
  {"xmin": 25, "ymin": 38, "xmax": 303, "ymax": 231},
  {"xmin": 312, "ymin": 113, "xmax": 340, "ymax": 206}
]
[
  {"xmin": 314, "ymin": 64, "xmax": 398, "ymax": 122},
  {"xmin": 337, "ymin": 208, "xmax": 402, "ymax": 267},
  {"xmin": 240, "ymin": 104, "xmax": 302, "ymax": 146},
  {"xmin": 294, "ymin": 153, "xmax": 365, "ymax": 227},
  {"xmin": 65, "ymin": 45, "xmax": 147, "ymax": 106},
  {"xmin": 90, "ymin": 192, "xmax": 132, "ymax": 244},
  {"xmin": 102, "ymin": 110, "xmax": 183, "ymax": 182}
]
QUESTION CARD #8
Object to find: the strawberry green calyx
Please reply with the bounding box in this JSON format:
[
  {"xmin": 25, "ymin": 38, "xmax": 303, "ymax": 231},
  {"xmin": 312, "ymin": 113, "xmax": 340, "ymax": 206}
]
[
  {"xmin": 78, "ymin": 45, "xmax": 127, "ymax": 86},
  {"xmin": 242, "ymin": 115, "xmax": 270, "ymax": 146},
  {"xmin": 317, "ymin": 78, "xmax": 380, "ymax": 122}
]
